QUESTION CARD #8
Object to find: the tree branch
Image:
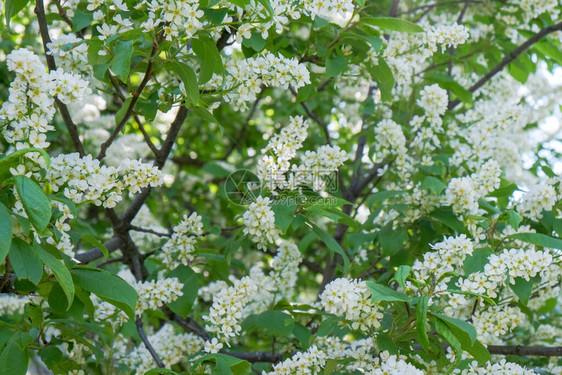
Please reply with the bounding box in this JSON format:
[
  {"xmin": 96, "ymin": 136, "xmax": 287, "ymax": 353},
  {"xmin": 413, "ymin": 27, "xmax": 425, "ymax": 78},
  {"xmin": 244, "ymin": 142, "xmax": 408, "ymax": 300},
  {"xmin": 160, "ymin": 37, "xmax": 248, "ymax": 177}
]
[
  {"xmin": 136, "ymin": 316, "xmax": 165, "ymax": 367},
  {"xmin": 35, "ymin": 0, "xmax": 86, "ymax": 157},
  {"xmin": 487, "ymin": 345, "xmax": 562, "ymax": 357},
  {"xmin": 74, "ymin": 237, "xmax": 123, "ymax": 264},
  {"xmin": 225, "ymin": 351, "xmax": 282, "ymax": 363},
  {"xmin": 449, "ymin": 20, "xmax": 562, "ymax": 110},
  {"xmin": 289, "ymin": 85, "xmax": 331, "ymax": 145}
]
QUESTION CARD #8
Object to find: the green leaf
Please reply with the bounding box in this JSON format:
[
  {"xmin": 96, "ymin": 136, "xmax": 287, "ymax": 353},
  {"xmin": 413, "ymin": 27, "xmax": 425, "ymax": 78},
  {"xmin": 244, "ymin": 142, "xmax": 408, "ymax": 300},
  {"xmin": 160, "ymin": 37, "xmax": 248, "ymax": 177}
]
[
  {"xmin": 80, "ymin": 234, "xmax": 108, "ymax": 262},
  {"xmin": 366, "ymin": 281, "xmax": 411, "ymax": 302},
  {"xmin": 416, "ymin": 296, "xmax": 429, "ymax": 352},
  {"xmin": 429, "ymin": 207, "xmax": 464, "ymax": 232},
  {"xmin": 115, "ymin": 97, "xmax": 132, "ymax": 126},
  {"xmin": 435, "ymin": 318, "xmax": 461, "ymax": 354},
  {"xmin": 432, "ymin": 313, "xmax": 477, "ymax": 344},
  {"xmin": 242, "ymin": 31, "xmax": 266, "ymax": 52},
  {"xmin": 192, "ymin": 36, "xmax": 225, "ymax": 84},
  {"xmin": 378, "ymin": 225, "xmax": 407, "ymax": 256},
  {"xmin": 509, "ymin": 277, "xmax": 533, "ymax": 305},
  {"xmin": 361, "ymin": 16, "xmax": 424, "ymax": 33},
  {"xmin": 35, "ymin": 245, "xmax": 74, "ymax": 309},
  {"xmin": 271, "ymin": 201, "xmax": 297, "ymax": 234},
  {"xmin": 324, "ymin": 359, "xmax": 338, "ymax": 375},
  {"xmin": 167, "ymin": 61, "xmax": 199, "ymax": 105},
  {"xmin": 508, "ymin": 232, "xmax": 562, "ymax": 250},
  {"xmin": 309, "ymin": 222, "xmax": 350, "ymax": 272},
  {"xmin": 253, "ymin": 310, "xmax": 295, "ymax": 337},
  {"xmin": 198, "ymin": 353, "xmax": 252, "ymax": 375},
  {"xmin": 9, "ymin": 238, "xmax": 43, "ymax": 284},
  {"xmin": 71, "ymin": 8, "xmax": 92, "ymax": 32},
  {"xmin": 316, "ymin": 316, "xmax": 339, "ymax": 337},
  {"xmin": 419, "ymin": 176, "xmax": 447, "ymax": 195},
  {"xmin": 325, "ymin": 55, "xmax": 346, "ymax": 77},
  {"xmin": 507, "ymin": 210, "xmax": 522, "ymax": 229},
  {"xmin": 366, "ymin": 190, "xmax": 405, "ymax": 206},
  {"xmin": 463, "ymin": 247, "xmax": 493, "ymax": 275},
  {"xmin": 71, "ymin": 268, "xmax": 137, "ymax": 318},
  {"xmin": 366, "ymin": 57, "xmax": 394, "ymax": 101},
  {"xmin": 111, "ymin": 40, "xmax": 134, "ymax": 82},
  {"xmin": 392, "ymin": 265, "xmax": 411, "ymax": 289},
  {"xmin": 4, "ymin": 0, "xmax": 29, "ymax": 27},
  {"xmin": 167, "ymin": 266, "xmax": 199, "ymax": 317},
  {"xmin": 0, "ymin": 342, "xmax": 28, "ymax": 375},
  {"xmin": 488, "ymin": 183, "xmax": 518, "ymax": 198},
  {"xmin": 0, "ymin": 203, "xmax": 12, "ymax": 263},
  {"xmin": 14, "ymin": 175, "xmax": 51, "ymax": 232}
]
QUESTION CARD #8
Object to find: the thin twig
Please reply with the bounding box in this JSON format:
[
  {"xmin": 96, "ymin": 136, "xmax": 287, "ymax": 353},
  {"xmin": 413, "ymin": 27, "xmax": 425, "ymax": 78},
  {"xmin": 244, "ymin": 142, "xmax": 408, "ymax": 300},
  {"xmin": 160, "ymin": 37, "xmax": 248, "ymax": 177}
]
[
  {"xmin": 449, "ymin": 20, "xmax": 562, "ymax": 110},
  {"xmin": 136, "ymin": 316, "xmax": 165, "ymax": 367},
  {"xmin": 35, "ymin": 0, "xmax": 85, "ymax": 156},
  {"xmin": 289, "ymin": 86, "xmax": 331, "ymax": 145},
  {"xmin": 129, "ymin": 225, "xmax": 171, "ymax": 238}
]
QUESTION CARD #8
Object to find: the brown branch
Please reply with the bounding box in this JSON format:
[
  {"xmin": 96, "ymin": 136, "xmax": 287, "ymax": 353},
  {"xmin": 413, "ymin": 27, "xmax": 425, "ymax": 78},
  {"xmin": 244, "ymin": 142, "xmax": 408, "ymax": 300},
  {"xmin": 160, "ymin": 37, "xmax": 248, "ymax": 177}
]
[
  {"xmin": 107, "ymin": 72, "xmax": 160, "ymax": 156},
  {"xmin": 35, "ymin": 0, "xmax": 86, "ymax": 157},
  {"xmin": 129, "ymin": 225, "xmax": 171, "ymax": 238},
  {"xmin": 449, "ymin": 20, "xmax": 562, "ymax": 110},
  {"xmin": 74, "ymin": 237, "xmax": 123, "ymax": 264},
  {"xmin": 97, "ymin": 40, "xmax": 161, "ymax": 160},
  {"xmin": 136, "ymin": 316, "xmax": 165, "ymax": 367},
  {"xmin": 225, "ymin": 351, "xmax": 282, "ymax": 363},
  {"xmin": 171, "ymin": 156, "xmax": 204, "ymax": 166},
  {"xmin": 487, "ymin": 345, "xmax": 562, "ymax": 357},
  {"xmin": 223, "ymin": 91, "xmax": 264, "ymax": 160}
]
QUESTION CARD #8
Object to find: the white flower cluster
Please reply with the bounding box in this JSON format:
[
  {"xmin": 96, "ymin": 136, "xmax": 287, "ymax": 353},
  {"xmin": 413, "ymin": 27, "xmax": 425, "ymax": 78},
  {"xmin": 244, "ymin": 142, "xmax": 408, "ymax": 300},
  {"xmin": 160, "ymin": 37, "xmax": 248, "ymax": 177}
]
[
  {"xmin": 269, "ymin": 241, "xmax": 303, "ymax": 295},
  {"xmin": 516, "ymin": 183, "xmax": 558, "ymax": 220},
  {"xmin": 48, "ymin": 153, "xmax": 163, "ymax": 208},
  {"xmin": 257, "ymin": 116, "xmax": 347, "ymax": 192},
  {"xmin": 418, "ymin": 84, "xmax": 448, "ymax": 121},
  {"xmin": 46, "ymin": 200, "xmax": 76, "ymax": 257},
  {"xmin": 242, "ymin": 196, "xmax": 280, "ymax": 250},
  {"xmin": 0, "ymin": 295, "xmax": 29, "ymax": 316},
  {"xmin": 159, "ymin": 212, "xmax": 203, "ymax": 269},
  {"xmin": 458, "ymin": 247, "xmax": 553, "ymax": 299},
  {"xmin": 203, "ymin": 276, "xmax": 257, "ymax": 343},
  {"xmin": 460, "ymin": 359, "xmax": 536, "ymax": 375},
  {"xmin": 210, "ymin": 53, "xmax": 310, "ymax": 111},
  {"xmin": 46, "ymin": 34, "xmax": 89, "ymax": 74},
  {"xmin": 92, "ymin": 295, "xmax": 128, "ymax": 327},
  {"xmin": 383, "ymin": 23, "xmax": 469, "ymax": 85},
  {"xmin": 366, "ymin": 351, "xmax": 424, "ymax": 375},
  {"xmin": 265, "ymin": 345, "xmax": 327, "ymax": 375},
  {"xmin": 134, "ymin": 277, "xmax": 184, "ymax": 313},
  {"xmin": 373, "ymin": 119, "xmax": 407, "ymax": 158},
  {"xmin": 116, "ymin": 324, "xmax": 203, "ymax": 374},
  {"xmin": 0, "ymin": 49, "xmax": 89, "ymax": 153},
  {"xmin": 140, "ymin": 0, "xmax": 203, "ymax": 39},
  {"xmin": 301, "ymin": 0, "xmax": 354, "ymax": 21},
  {"xmin": 472, "ymin": 305, "xmax": 526, "ymax": 344},
  {"xmin": 444, "ymin": 159, "xmax": 501, "ymax": 217},
  {"xmin": 320, "ymin": 278, "xmax": 383, "ymax": 331}
]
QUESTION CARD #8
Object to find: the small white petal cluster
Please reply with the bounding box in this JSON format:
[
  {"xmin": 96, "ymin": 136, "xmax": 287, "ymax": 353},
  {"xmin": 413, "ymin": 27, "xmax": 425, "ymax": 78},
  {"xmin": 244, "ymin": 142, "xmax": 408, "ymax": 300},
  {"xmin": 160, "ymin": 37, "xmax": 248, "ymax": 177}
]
[
  {"xmin": 418, "ymin": 84, "xmax": 448, "ymax": 120},
  {"xmin": 265, "ymin": 345, "xmax": 327, "ymax": 375},
  {"xmin": 258, "ymin": 116, "xmax": 347, "ymax": 192},
  {"xmin": 92, "ymin": 296, "xmax": 128, "ymax": 327},
  {"xmin": 48, "ymin": 153, "xmax": 163, "ymax": 208},
  {"xmin": 141, "ymin": 0, "xmax": 203, "ymax": 39},
  {"xmin": 320, "ymin": 278, "xmax": 383, "ymax": 331},
  {"xmin": 373, "ymin": 119, "xmax": 407, "ymax": 157},
  {"xmin": 460, "ymin": 359, "xmax": 537, "ymax": 375},
  {"xmin": 427, "ymin": 24, "xmax": 470, "ymax": 50},
  {"xmin": 209, "ymin": 53, "xmax": 310, "ymax": 111},
  {"xmin": 301, "ymin": 0, "xmax": 354, "ymax": 21},
  {"xmin": 366, "ymin": 351, "xmax": 424, "ymax": 375},
  {"xmin": 0, "ymin": 295, "xmax": 30, "ymax": 316},
  {"xmin": 444, "ymin": 159, "xmax": 501, "ymax": 217},
  {"xmin": 242, "ymin": 196, "xmax": 280, "ymax": 250},
  {"xmin": 46, "ymin": 201, "xmax": 76, "ymax": 257},
  {"xmin": 117, "ymin": 324, "xmax": 203, "ymax": 374},
  {"xmin": 134, "ymin": 277, "xmax": 184, "ymax": 313},
  {"xmin": 160, "ymin": 212, "xmax": 203, "ymax": 269},
  {"xmin": 203, "ymin": 337, "xmax": 223, "ymax": 354},
  {"xmin": 270, "ymin": 241, "xmax": 303, "ymax": 294},
  {"xmin": 516, "ymin": 183, "xmax": 558, "ymax": 220},
  {"xmin": 0, "ymin": 49, "xmax": 89, "ymax": 153},
  {"xmin": 203, "ymin": 276, "xmax": 257, "ymax": 343},
  {"xmin": 458, "ymin": 247, "xmax": 553, "ymax": 299},
  {"xmin": 46, "ymin": 34, "xmax": 89, "ymax": 74},
  {"xmin": 472, "ymin": 305, "xmax": 527, "ymax": 344}
]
